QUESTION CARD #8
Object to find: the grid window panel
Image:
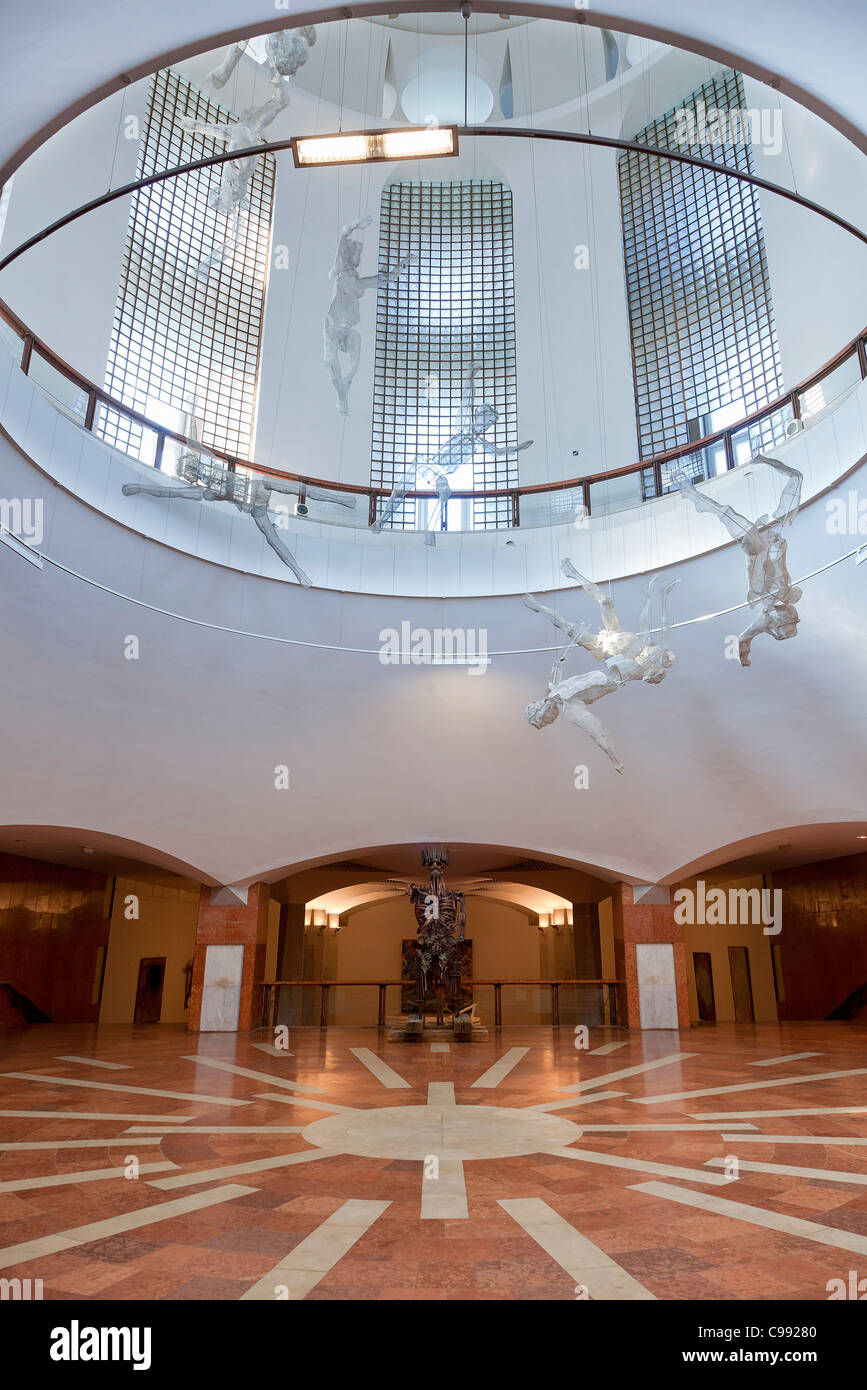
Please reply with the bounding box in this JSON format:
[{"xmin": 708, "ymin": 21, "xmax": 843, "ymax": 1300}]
[
  {"xmin": 371, "ymin": 180, "xmax": 519, "ymax": 531},
  {"xmin": 101, "ymin": 68, "xmax": 274, "ymax": 461},
  {"xmin": 619, "ymin": 70, "xmax": 783, "ymax": 460}
]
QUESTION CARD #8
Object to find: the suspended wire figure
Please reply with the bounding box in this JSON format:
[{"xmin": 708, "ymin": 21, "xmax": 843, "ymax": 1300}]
[
  {"xmin": 208, "ymin": 26, "xmax": 317, "ymax": 96},
  {"xmin": 324, "ymin": 215, "xmax": 416, "ymax": 416},
  {"xmin": 371, "ymin": 364, "xmax": 534, "ymax": 545},
  {"xmin": 523, "ymin": 560, "xmax": 679, "ymax": 773},
  {"xmin": 179, "ymin": 28, "xmax": 316, "ymax": 278},
  {"xmin": 177, "ymin": 88, "xmax": 290, "ymax": 278},
  {"xmin": 121, "ymin": 407, "xmax": 356, "ymax": 589},
  {"xmin": 673, "ymin": 454, "xmax": 803, "ymax": 666}
]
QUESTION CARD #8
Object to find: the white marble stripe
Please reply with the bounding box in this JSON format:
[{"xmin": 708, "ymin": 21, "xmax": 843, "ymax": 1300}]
[
  {"xmin": 530, "ymin": 1091, "xmax": 629, "ymax": 1111},
  {"xmin": 589, "ymin": 1041, "xmax": 630, "ymax": 1056},
  {"xmin": 0, "ymin": 1138, "xmax": 166, "ymax": 1150},
  {"xmin": 750, "ymin": 1052, "xmax": 822, "ymax": 1067},
  {"xmin": 251, "ymin": 1044, "xmax": 294, "ymax": 1058},
  {"xmin": 124, "ymin": 1126, "xmax": 303, "ymax": 1135},
  {"xmin": 0, "ymin": 1161, "xmax": 177, "ymax": 1193},
  {"xmin": 692, "ymin": 1106, "xmax": 867, "ymax": 1120},
  {"xmin": 543, "ymin": 1145, "xmax": 732, "ymax": 1186},
  {"xmin": 631, "ymin": 1179, "xmax": 867, "ymax": 1255},
  {"xmin": 240, "ymin": 1199, "xmax": 390, "ymax": 1301},
  {"xmin": 720, "ymin": 1133, "xmax": 867, "ymax": 1146},
  {"xmin": 559, "ymin": 1052, "xmax": 697, "ymax": 1093},
  {"xmin": 568, "ymin": 1123, "xmax": 758, "ymax": 1132},
  {"xmin": 421, "ymin": 1157, "xmax": 468, "ymax": 1219},
  {"xmin": 149, "ymin": 1148, "xmax": 339, "ymax": 1190},
  {"xmin": 254, "ymin": 1092, "xmax": 355, "ymax": 1114},
  {"xmin": 470, "ymin": 1047, "xmax": 530, "ymax": 1089},
  {"xmin": 349, "ymin": 1047, "xmax": 410, "ymax": 1089},
  {"xmin": 427, "ymin": 1082, "xmax": 456, "ymax": 1107},
  {"xmin": 55, "ymin": 1056, "xmax": 130, "ymax": 1070},
  {"xmin": 498, "ymin": 1198, "xmax": 657, "ymax": 1300},
  {"xmin": 0, "ymin": 1184, "xmax": 255, "ymax": 1272},
  {"xmin": 705, "ymin": 1157, "xmax": 867, "ymax": 1185},
  {"xmin": 1, "ymin": 1072, "xmax": 248, "ymax": 1108},
  {"xmin": 430, "ymin": 1043, "xmax": 450, "ymax": 1054},
  {"xmin": 180, "ymin": 1055, "xmax": 324, "ymax": 1095},
  {"xmin": 634, "ymin": 1068, "xmax": 867, "ymax": 1105},
  {"xmin": 0, "ymin": 1109, "xmax": 192, "ymax": 1123}
]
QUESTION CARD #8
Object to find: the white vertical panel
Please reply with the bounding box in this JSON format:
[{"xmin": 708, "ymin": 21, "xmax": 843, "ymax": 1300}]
[{"xmin": 200, "ymin": 943, "xmax": 244, "ymax": 1032}]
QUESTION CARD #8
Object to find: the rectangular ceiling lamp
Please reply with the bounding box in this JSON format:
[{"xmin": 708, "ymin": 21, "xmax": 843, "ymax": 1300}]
[{"xmin": 292, "ymin": 126, "xmax": 458, "ymax": 169}]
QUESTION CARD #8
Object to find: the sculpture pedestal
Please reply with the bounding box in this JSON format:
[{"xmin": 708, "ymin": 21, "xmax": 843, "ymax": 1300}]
[{"xmin": 386, "ymin": 1014, "xmax": 488, "ymax": 1042}]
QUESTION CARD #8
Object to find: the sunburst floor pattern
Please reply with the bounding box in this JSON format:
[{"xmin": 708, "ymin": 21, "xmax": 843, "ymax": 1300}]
[{"xmin": 1, "ymin": 1023, "xmax": 867, "ymax": 1299}]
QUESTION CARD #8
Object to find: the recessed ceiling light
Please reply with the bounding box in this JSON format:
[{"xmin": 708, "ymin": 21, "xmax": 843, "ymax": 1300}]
[
  {"xmin": 82, "ymin": 846, "xmax": 95, "ymax": 854},
  {"xmin": 858, "ymin": 835, "xmax": 867, "ymax": 840}
]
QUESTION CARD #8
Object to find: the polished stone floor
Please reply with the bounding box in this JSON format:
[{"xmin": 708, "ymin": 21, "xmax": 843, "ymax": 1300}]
[{"xmin": 1, "ymin": 1022, "xmax": 867, "ymax": 1300}]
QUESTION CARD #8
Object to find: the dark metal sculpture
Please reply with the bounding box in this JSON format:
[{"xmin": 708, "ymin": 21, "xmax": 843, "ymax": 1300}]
[{"xmin": 405, "ymin": 846, "xmax": 466, "ymax": 1026}]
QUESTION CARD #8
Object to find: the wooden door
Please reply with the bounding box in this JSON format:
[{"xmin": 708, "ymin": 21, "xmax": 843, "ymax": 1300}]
[
  {"xmin": 134, "ymin": 957, "xmax": 166, "ymax": 1024},
  {"xmin": 728, "ymin": 946, "xmax": 754, "ymax": 1022},
  {"xmin": 692, "ymin": 951, "xmax": 716, "ymax": 1022}
]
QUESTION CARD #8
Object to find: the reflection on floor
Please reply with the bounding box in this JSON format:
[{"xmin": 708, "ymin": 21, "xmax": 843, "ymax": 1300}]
[{"xmin": 0, "ymin": 1022, "xmax": 866, "ymax": 1300}]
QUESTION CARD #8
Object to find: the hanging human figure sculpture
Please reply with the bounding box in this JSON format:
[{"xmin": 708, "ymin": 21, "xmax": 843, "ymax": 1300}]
[
  {"xmin": 371, "ymin": 363, "xmax": 534, "ymax": 543},
  {"xmin": 324, "ymin": 216, "xmax": 416, "ymax": 416},
  {"xmin": 190, "ymin": 27, "xmax": 315, "ymax": 277},
  {"xmin": 208, "ymin": 26, "xmax": 317, "ymax": 96},
  {"xmin": 122, "ymin": 448, "xmax": 356, "ymax": 588},
  {"xmin": 673, "ymin": 454, "xmax": 803, "ymax": 666},
  {"xmin": 523, "ymin": 561, "xmax": 679, "ymax": 772},
  {"xmin": 178, "ymin": 87, "xmax": 291, "ymax": 276}
]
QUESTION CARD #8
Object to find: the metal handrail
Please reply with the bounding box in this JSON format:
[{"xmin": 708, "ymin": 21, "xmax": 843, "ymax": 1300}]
[
  {"xmin": 256, "ymin": 976, "xmax": 627, "ymax": 1029},
  {"xmin": 2, "ymin": 289, "xmax": 864, "ymax": 520}
]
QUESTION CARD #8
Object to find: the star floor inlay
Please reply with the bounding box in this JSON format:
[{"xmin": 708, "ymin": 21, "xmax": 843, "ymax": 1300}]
[{"xmin": 0, "ymin": 1021, "xmax": 866, "ymax": 1300}]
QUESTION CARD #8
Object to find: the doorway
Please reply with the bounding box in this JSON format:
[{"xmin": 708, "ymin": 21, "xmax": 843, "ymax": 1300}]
[
  {"xmin": 728, "ymin": 946, "xmax": 755, "ymax": 1022},
  {"xmin": 692, "ymin": 951, "xmax": 716, "ymax": 1021},
  {"xmin": 134, "ymin": 957, "xmax": 166, "ymax": 1024}
]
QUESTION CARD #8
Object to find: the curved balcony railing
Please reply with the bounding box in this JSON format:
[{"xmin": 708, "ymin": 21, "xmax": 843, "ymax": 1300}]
[{"xmin": 1, "ymin": 293, "xmax": 865, "ymax": 533}]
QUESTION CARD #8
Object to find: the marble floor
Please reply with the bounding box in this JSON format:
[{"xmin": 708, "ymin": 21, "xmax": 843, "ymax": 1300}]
[{"xmin": 1, "ymin": 1021, "xmax": 867, "ymax": 1300}]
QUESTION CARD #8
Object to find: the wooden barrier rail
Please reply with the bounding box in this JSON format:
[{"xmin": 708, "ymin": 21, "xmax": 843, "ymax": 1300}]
[
  {"xmin": 256, "ymin": 978, "xmax": 627, "ymax": 1030},
  {"xmin": 2, "ymin": 289, "xmax": 865, "ymax": 526}
]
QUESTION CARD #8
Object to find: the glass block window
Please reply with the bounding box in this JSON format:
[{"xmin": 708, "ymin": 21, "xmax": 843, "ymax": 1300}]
[
  {"xmin": 100, "ymin": 68, "xmax": 275, "ymax": 462},
  {"xmin": 619, "ymin": 69, "xmax": 783, "ymax": 462},
  {"xmin": 371, "ymin": 179, "xmax": 518, "ymax": 531}
]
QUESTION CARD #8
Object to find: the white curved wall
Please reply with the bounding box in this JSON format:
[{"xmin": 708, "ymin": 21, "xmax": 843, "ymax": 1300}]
[{"xmin": 2, "ymin": 382, "xmax": 867, "ymax": 888}]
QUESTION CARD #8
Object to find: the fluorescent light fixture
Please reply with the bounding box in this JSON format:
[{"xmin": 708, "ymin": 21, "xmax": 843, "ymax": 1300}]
[{"xmin": 292, "ymin": 125, "xmax": 458, "ymax": 168}]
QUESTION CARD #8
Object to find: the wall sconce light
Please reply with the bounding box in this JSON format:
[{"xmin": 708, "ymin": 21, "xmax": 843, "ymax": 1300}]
[
  {"xmin": 304, "ymin": 907, "xmax": 313, "ymax": 927},
  {"xmin": 537, "ymin": 913, "xmax": 550, "ymax": 932},
  {"xmin": 312, "ymin": 909, "xmax": 328, "ymax": 930},
  {"xmin": 552, "ymin": 909, "xmax": 566, "ymax": 932},
  {"xmin": 328, "ymin": 914, "xmax": 341, "ymax": 932}
]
